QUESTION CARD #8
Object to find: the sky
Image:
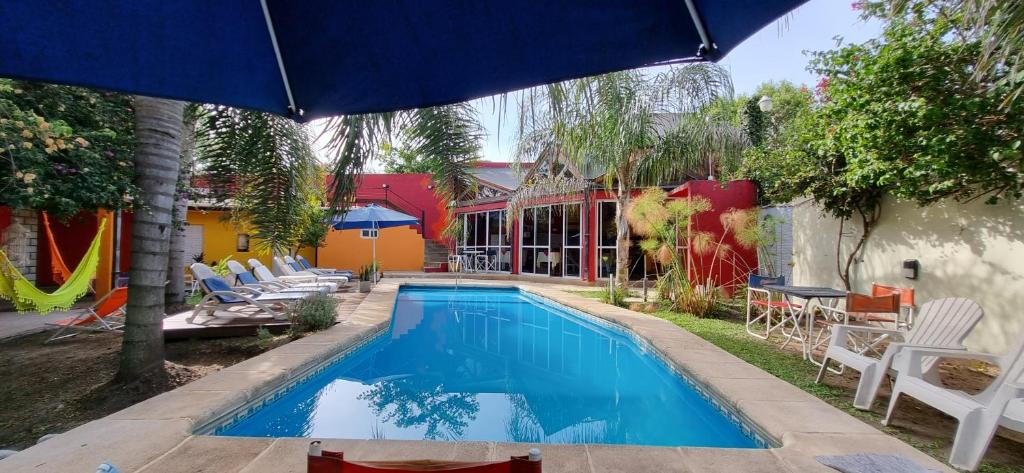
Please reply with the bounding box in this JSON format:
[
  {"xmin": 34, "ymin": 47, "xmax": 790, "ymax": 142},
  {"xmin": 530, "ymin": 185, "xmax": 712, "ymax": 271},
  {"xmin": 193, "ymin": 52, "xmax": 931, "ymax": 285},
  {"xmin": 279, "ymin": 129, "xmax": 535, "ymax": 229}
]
[{"xmin": 317, "ymin": 0, "xmax": 882, "ymax": 169}]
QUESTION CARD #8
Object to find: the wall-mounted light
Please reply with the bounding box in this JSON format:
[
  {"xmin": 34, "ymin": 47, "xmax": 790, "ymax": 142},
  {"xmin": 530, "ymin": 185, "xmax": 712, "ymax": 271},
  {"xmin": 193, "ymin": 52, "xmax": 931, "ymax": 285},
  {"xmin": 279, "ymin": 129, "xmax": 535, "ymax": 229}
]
[
  {"xmin": 381, "ymin": 183, "xmax": 390, "ymax": 189},
  {"xmin": 903, "ymin": 259, "xmax": 919, "ymax": 279}
]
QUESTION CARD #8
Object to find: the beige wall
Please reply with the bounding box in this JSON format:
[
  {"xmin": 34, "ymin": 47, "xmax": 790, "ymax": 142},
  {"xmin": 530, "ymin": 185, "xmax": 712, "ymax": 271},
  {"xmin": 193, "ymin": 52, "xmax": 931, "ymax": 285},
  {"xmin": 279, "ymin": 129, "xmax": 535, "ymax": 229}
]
[{"xmin": 790, "ymin": 196, "xmax": 1024, "ymax": 353}]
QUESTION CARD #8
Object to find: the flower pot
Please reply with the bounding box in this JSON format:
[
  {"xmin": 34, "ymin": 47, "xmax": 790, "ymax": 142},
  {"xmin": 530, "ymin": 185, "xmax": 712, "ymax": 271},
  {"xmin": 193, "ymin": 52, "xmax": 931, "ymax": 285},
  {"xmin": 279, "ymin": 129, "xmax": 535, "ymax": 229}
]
[{"xmin": 359, "ymin": 281, "xmax": 372, "ymax": 293}]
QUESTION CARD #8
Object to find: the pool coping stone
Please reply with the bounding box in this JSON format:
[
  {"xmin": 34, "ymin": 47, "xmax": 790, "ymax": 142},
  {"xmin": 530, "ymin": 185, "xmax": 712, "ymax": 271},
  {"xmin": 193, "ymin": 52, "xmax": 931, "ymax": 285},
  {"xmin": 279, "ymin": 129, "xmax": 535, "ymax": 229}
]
[{"xmin": 0, "ymin": 279, "xmax": 954, "ymax": 473}]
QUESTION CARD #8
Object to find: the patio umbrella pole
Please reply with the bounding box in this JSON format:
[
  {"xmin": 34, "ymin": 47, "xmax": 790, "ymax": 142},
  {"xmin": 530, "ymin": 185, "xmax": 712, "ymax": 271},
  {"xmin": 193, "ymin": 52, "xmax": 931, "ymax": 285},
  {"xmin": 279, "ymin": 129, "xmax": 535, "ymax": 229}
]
[{"xmin": 372, "ymin": 222, "xmax": 378, "ymax": 286}]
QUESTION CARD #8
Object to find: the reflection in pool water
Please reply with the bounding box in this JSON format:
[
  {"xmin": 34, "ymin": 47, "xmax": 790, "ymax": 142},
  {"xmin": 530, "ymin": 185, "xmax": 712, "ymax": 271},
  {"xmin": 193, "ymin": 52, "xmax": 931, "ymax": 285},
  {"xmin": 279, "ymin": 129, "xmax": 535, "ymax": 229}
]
[{"xmin": 218, "ymin": 286, "xmax": 761, "ymax": 447}]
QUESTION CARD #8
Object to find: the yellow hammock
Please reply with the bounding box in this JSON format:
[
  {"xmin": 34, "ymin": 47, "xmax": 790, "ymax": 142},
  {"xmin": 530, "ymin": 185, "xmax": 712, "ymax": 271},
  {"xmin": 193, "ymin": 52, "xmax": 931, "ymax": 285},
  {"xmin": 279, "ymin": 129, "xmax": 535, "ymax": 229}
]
[{"xmin": 0, "ymin": 219, "xmax": 106, "ymax": 314}]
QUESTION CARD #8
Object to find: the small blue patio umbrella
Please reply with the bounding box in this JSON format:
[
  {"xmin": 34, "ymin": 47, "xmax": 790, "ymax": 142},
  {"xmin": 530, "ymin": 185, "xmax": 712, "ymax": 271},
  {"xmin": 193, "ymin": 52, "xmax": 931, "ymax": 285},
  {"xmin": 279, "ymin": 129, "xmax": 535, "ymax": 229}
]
[
  {"xmin": 0, "ymin": 1, "xmax": 809, "ymax": 121},
  {"xmin": 332, "ymin": 205, "xmax": 419, "ymax": 283}
]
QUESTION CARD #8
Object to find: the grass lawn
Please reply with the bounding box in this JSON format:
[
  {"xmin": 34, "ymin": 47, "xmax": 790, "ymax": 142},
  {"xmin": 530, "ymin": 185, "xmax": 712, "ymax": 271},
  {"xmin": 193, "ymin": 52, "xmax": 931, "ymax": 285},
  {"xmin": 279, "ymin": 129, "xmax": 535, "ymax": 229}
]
[{"xmin": 571, "ymin": 289, "xmax": 1024, "ymax": 473}]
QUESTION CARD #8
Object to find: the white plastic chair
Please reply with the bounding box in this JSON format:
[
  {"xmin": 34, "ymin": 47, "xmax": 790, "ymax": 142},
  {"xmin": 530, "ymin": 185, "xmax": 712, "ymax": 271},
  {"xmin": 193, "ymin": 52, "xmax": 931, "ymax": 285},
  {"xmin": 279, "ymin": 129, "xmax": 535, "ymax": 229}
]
[
  {"xmin": 189, "ymin": 263, "xmax": 309, "ymax": 323},
  {"xmin": 248, "ymin": 259, "xmax": 338, "ymax": 291},
  {"xmin": 274, "ymin": 256, "xmax": 349, "ymax": 284},
  {"xmin": 883, "ymin": 336, "xmax": 1024, "ymax": 471},
  {"xmin": 225, "ymin": 260, "xmax": 329, "ymax": 294},
  {"xmin": 816, "ymin": 297, "xmax": 984, "ymax": 410}
]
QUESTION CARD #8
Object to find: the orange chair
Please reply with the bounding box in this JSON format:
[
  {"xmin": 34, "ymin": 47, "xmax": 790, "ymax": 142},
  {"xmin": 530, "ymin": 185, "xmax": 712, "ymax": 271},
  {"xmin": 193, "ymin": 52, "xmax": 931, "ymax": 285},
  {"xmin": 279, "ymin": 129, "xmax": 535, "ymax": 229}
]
[
  {"xmin": 45, "ymin": 287, "xmax": 128, "ymax": 343},
  {"xmin": 308, "ymin": 443, "xmax": 542, "ymax": 473},
  {"xmin": 814, "ymin": 292, "xmax": 901, "ymax": 372},
  {"xmin": 871, "ymin": 283, "xmax": 916, "ymax": 329}
]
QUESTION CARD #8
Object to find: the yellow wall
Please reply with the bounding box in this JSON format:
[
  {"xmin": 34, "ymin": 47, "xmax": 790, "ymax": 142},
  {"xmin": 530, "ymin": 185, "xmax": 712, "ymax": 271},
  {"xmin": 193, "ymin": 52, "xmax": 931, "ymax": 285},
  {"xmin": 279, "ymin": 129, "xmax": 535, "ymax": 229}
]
[
  {"xmin": 318, "ymin": 226, "xmax": 424, "ymax": 272},
  {"xmin": 184, "ymin": 209, "xmax": 315, "ymax": 268}
]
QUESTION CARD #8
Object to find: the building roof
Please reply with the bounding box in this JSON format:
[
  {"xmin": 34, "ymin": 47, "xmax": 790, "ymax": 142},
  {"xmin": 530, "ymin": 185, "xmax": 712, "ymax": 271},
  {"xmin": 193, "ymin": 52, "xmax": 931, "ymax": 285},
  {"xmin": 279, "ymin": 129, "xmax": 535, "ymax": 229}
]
[{"xmin": 469, "ymin": 162, "xmax": 525, "ymax": 192}]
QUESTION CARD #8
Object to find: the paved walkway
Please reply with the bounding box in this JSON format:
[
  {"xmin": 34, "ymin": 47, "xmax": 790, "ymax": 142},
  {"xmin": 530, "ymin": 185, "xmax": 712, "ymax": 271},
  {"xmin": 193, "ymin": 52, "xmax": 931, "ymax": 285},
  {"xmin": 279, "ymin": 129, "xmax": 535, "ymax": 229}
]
[{"xmin": 0, "ymin": 307, "xmax": 84, "ymax": 340}]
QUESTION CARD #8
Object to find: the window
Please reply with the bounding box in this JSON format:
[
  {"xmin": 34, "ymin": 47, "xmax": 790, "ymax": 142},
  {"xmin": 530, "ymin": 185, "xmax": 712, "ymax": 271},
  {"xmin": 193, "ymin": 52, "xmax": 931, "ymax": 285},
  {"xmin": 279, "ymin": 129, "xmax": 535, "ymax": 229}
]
[
  {"xmin": 454, "ymin": 209, "xmax": 510, "ymax": 273},
  {"xmin": 360, "ymin": 228, "xmax": 379, "ymax": 239},
  {"xmin": 236, "ymin": 233, "xmax": 250, "ymax": 252},
  {"xmin": 597, "ymin": 201, "xmax": 617, "ymax": 278},
  {"xmin": 520, "ymin": 202, "xmax": 582, "ymax": 278}
]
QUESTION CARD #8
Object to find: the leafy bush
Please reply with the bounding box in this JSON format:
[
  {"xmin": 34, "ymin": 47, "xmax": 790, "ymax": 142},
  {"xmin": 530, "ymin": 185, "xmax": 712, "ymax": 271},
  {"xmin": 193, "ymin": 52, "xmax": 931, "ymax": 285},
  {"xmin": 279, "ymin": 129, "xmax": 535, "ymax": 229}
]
[
  {"xmin": 291, "ymin": 293, "xmax": 338, "ymax": 332},
  {"xmin": 600, "ymin": 287, "xmax": 628, "ymax": 307}
]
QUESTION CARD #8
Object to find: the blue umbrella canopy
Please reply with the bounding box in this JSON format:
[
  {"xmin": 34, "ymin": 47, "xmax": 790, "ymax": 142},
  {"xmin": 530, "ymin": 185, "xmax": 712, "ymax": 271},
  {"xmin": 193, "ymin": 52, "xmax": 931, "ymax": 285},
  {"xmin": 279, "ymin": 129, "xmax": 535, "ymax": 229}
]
[
  {"xmin": 0, "ymin": 1, "xmax": 808, "ymax": 121},
  {"xmin": 332, "ymin": 205, "xmax": 419, "ymax": 230}
]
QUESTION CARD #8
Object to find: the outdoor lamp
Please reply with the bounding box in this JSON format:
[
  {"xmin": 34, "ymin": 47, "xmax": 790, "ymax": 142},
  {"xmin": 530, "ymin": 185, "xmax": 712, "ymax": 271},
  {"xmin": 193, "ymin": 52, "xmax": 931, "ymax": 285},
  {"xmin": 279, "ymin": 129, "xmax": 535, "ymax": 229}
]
[
  {"xmin": 381, "ymin": 184, "xmax": 390, "ymax": 189},
  {"xmin": 758, "ymin": 95, "xmax": 773, "ymax": 113}
]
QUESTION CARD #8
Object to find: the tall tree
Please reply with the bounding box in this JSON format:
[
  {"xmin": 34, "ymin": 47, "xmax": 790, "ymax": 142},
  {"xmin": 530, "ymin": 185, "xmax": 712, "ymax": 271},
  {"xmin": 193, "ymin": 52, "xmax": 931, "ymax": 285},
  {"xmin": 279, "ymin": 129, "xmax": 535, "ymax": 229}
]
[
  {"xmin": 165, "ymin": 105, "xmax": 199, "ymax": 305},
  {"xmin": 511, "ymin": 65, "xmax": 745, "ymax": 290},
  {"xmin": 117, "ymin": 97, "xmax": 184, "ymax": 381}
]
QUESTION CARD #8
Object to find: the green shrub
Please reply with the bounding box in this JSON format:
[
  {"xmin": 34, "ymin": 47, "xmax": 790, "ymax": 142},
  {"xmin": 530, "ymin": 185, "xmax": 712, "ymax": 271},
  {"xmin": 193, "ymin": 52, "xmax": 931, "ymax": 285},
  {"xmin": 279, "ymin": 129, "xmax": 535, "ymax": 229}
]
[
  {"xmin": 255, "ymin": 326, "xmax": 275, "ymax": 349},
  {"xmin": 600, "ymin": 287, "xmax": 629, "ymax": 308},
  {"xmin": 291, "ymin": 293, "xmax": 338, "ymax": 332}
]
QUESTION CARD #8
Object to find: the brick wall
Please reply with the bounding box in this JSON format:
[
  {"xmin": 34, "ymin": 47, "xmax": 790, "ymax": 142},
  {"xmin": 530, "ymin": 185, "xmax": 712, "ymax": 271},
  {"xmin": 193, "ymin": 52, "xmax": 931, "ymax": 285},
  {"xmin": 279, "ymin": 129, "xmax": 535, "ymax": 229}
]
[{"xmin": 2, "ymin": 208, "xmax": 39, "ymax": 283}]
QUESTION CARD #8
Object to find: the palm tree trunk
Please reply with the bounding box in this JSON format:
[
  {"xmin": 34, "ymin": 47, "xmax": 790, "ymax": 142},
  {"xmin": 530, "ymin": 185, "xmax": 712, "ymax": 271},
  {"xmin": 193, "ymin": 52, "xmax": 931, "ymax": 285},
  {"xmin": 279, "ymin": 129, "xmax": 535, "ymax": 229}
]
[
  {"xmin": 165, "ymin": 116, "xmax": 195, "ymax": 306},
  {"xmin": 118, "ymin": 96, "xmax": 185, "ymax": 382},
  {"xmin": 614, "ymin": 185, "xmax": 631, "ymax": 292}
]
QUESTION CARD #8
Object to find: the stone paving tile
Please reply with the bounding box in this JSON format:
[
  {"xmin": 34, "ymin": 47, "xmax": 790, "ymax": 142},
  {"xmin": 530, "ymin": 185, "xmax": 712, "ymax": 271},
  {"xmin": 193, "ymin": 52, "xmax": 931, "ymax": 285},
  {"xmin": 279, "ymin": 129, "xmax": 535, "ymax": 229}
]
[
  {"xmin": 0, "ymin": 419, "xmax": 191, "ymax": 472},
  {"xmin": 239, "ymin": 438, "xmax": 367, "ymax": 473},
  {"xmin": 178, "ymin": 370, "xmax": 289, "ymax": 401},
  {"xmin": 224, "ymin": 353, "xmax": 323, "ymax": 376},
  {"xmin": 675, "ymin": 358, "xmax": 776, "ymax": 382},
  {"xmin": 677, "ymin": 447, "xmax": 794, "ymax": 473},
  {"xmin": 491, "ymin": 443, "xmax": 590, "ymax": 473},
  {"xmin": 737, "ymin": 400, "xmax": 879, "ymax": 438},
  {"xmin": 586, "ymin": 444, "xmax": 692, "ymax": 473},
  {"xmin": 108, "ymin": 389, "xmax": 247, "ymax": 426},
  {"xmin": 138, "ymin": 436, "xmax": 274, "ymax": 473},
  {"xmin": 772, "ymin": 432, "xmax": 955, "ymax": 473},
  {"xmin": 707, "ymin": 378, "xmax": 819, "ymax": 404}
]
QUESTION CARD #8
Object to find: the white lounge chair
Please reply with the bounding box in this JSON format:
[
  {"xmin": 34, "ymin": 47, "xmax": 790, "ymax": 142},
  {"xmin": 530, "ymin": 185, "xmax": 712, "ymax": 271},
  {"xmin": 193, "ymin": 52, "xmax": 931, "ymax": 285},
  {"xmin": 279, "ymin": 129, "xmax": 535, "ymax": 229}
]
[
  {"xmin": 248, "ymin": 258, "xmax": 317, "ymax": 284},
  {"xmin": 189, "ymin": 263, "xmax": 310, "ymax": 323},
  {"xmin": 224, "ymin": 260, "xmax": 329, "ymax": 295},
  {"xmin": 273, "ymin": 256, "xmax": 349, "ymax": 284},
  {"xmin": 289, "ymin": 255, "xmax": 354, "ymax": 278},
  {"xmin": 247, "ymin": 259, "xmax": 339, "ymax": 292},
  {"xmin": 816, "ymin": 297, "xmax": 984, "ymax": 410},
  {"xmin": 883, "ymin": 337, "xmax": 1024, "ymax": 471}
]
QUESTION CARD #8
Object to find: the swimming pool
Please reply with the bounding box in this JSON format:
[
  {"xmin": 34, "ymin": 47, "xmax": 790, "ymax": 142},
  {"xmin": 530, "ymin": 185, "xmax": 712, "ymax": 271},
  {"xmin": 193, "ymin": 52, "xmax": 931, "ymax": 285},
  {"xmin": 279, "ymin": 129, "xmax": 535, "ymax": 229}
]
[{"xmin": 216, "ymin": 286, "xmax": 763, "ymax": 448}]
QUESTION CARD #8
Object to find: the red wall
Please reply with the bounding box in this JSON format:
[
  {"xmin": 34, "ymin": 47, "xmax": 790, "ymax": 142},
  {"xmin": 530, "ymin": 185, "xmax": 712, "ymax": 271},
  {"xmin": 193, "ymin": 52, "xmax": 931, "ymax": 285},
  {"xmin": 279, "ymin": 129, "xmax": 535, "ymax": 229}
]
[
  {"xmin": 0, "ymin": 207, "xmax": 10, "ymax": 239},
  {"xmin": 352, "ymin": 174, "xmax": 447, "ymax": 242},
  {"xmin": 36, "ymin": 212, "xmax": 98, "ymax": 286},
  {"xmin": 670, "ymin": 180, "xmax": 759, "ymax": 291}
]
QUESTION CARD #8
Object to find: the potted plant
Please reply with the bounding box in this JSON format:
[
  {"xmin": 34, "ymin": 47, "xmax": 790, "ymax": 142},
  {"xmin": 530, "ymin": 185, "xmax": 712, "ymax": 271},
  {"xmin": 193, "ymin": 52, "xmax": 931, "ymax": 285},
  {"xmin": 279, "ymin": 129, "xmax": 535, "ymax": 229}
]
[{"xmin": 358, "ymin": 265, "xmax": 373, "ymax": 293}]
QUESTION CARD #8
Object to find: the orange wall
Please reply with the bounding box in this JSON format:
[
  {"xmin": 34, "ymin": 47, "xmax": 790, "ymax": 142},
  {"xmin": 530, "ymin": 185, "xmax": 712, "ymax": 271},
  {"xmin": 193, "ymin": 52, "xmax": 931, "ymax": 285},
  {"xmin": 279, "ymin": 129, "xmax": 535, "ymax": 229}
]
[
  {"xmin": 185, "ymin": 209, "xmax": 316, "ymax": 268},
  {"xmin": 318, "ymin": 226, "xmax": 424, "ymax": 271}
]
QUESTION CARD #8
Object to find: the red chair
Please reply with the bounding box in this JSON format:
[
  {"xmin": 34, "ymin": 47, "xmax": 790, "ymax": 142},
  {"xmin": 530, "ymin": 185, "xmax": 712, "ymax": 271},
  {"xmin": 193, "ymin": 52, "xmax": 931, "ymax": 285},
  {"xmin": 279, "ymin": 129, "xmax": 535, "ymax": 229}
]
[
  {"xmin": 815, "ymin": 292, "xmax": 901, "ymax": 372},
  {"xmin": 871, "ymin": 283, "xmax": 916, "ymax": 329},
  {"xmin": 308, "ymin": 443, "xmax": 542, "ymax": 473},
  {"xmin": 45, "ymin": 286, "xmax": 128, "ymax": 343},
  {"xmin": 745, "ymin": 274, "xmax": 801, "ymax": 339}
]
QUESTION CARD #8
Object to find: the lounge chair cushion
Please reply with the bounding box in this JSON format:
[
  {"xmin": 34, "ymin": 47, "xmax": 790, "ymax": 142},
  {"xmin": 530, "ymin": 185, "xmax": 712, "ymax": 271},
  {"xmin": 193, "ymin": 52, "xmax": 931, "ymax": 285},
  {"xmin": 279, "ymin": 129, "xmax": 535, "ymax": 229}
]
[
  {"xmin": 237, "ymin": 271, "xmax": 260, "ymax": 286},
  {"xmin": 202, "ymin": 277, "xmax": 243, "ymax": 303}
]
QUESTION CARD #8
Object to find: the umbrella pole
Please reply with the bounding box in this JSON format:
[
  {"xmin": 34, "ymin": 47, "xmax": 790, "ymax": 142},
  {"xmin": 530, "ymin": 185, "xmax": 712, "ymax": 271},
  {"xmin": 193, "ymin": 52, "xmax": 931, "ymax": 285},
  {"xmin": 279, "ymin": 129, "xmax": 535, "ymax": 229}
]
[{"xmin": 372, "ymin": 223, "xmax": 378, "ymax": 285}]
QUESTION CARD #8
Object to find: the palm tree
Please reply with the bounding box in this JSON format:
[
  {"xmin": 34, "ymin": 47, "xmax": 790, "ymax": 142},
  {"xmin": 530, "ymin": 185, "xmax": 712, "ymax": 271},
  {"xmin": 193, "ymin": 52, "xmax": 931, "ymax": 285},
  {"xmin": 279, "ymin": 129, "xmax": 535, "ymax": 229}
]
[
  {"xmin": 511, "ymin": 64, "xmax": 746, "ymax": 290},
  {"xmin": 196, "ymin": 106, "xmax": 321, "ymax": 256},
  {"xmin": 117, "ymin": 96, "xmax": 185, "ymax": 381},
  {"xmin": 165, "ymin": 105, "xmax": 199, "ymax": 306}
]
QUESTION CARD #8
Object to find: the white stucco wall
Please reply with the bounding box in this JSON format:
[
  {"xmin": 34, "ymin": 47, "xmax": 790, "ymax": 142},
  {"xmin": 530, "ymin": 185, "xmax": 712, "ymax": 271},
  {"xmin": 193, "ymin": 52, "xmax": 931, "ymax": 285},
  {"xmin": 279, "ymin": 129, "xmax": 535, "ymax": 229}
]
[{"xmin": 791, "ymin": 195, "xmax": 1024, "ymax": 353}]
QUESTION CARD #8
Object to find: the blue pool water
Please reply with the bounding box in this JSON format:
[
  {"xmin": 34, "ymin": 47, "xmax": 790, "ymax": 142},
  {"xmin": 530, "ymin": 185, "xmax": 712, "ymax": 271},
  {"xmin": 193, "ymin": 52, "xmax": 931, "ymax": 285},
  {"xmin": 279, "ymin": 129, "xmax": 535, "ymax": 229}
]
[{"xmin": 218, "ymin": 286, "xmax": 761, "ymax": 447}]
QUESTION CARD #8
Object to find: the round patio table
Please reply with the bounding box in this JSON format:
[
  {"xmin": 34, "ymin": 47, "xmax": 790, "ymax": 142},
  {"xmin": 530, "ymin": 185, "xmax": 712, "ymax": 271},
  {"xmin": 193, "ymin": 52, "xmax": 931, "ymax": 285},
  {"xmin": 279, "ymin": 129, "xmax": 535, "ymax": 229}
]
[{"xmin": 762, "ymin": 284, "xmax": 847, "ymax": 363}]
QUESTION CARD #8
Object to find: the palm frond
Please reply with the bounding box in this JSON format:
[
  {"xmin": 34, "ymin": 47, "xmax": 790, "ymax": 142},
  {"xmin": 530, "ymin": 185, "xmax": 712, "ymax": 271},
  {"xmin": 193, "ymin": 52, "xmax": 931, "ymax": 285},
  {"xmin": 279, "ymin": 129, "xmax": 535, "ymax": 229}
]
[{"xmin": 196, "ymin": 106, "xmax": 320, "ymax": 254}]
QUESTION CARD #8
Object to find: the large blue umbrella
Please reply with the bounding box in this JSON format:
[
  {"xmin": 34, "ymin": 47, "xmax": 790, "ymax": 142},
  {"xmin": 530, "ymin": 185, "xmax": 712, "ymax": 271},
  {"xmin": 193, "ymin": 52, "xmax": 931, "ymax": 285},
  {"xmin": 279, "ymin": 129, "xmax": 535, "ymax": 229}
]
[
  {"xmin": 0, "ymin": 1, "xmax": 808, "ymax": 121},
  {"xmin": 333, "ymin": 205, "xmax": 419, "ymax": 282}
]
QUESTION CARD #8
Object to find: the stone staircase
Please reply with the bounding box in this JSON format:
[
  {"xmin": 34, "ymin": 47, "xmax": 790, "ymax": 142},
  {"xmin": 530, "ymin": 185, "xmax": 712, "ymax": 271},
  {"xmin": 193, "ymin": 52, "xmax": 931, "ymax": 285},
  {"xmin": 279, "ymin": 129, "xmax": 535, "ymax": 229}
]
[{"xmin": 423, "ymin": 239, "xmax": 449, "ymax": 272}]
